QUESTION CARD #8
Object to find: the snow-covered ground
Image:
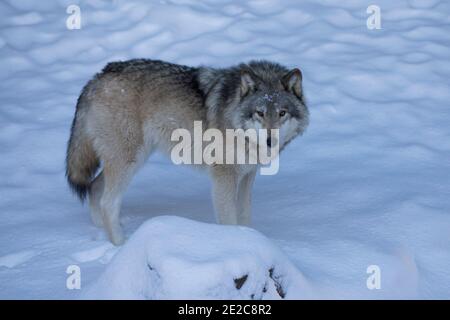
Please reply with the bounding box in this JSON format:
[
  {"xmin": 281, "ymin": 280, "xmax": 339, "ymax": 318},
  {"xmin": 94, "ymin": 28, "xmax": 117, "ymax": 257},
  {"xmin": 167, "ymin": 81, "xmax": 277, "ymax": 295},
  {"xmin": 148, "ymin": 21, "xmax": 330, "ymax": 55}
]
[{"xmin": 1, "ymin": 0, "xmax": 450, "ymax": 299}]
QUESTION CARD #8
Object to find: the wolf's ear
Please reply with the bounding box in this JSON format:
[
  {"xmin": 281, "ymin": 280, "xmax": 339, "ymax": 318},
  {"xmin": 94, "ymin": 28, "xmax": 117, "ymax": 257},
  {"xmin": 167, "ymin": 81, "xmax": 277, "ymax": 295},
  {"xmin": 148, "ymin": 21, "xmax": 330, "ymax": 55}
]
[
  {"xmin": 240, "ymin": 69, "xmax": 257, "ymax": 97},
  {"xmin": 281, "ymin": 68, "xmax": 302, "ymax": 97}
]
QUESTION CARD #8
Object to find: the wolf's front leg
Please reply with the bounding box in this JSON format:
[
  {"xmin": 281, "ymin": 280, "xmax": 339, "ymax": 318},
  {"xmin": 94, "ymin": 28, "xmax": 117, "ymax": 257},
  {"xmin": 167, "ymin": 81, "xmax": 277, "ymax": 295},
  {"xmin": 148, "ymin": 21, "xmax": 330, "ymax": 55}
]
[
  {"xmin": 237, "ymin": 169, "xmax": 257, "ymax": 226},
  {"xmin": 211, "ymin": 167, "xmax": 239, "ymax": 225}
]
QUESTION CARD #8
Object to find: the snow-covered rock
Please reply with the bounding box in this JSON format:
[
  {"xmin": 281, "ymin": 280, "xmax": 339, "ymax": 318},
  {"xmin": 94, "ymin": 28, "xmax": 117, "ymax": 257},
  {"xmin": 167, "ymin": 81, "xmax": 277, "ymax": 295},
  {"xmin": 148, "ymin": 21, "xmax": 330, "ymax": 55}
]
[{"xmin": 82, "ymin": 216, "xmax": 312, "ymax": 299}]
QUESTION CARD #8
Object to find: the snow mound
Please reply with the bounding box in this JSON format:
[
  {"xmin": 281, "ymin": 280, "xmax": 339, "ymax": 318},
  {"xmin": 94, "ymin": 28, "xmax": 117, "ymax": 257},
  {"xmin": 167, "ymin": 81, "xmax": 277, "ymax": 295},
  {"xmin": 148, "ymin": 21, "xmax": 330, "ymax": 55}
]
[{"xmin": 82, "ymin": 216, "xmax": 312, "ymax": 300}]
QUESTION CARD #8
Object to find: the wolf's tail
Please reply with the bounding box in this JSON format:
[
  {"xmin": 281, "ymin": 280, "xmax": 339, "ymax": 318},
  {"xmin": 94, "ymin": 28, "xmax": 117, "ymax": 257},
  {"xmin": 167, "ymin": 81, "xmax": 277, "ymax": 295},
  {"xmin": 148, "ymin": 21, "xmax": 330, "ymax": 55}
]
[{"xmin": 66, "ymin": 94, "xmax": 99, "ymax": 202}]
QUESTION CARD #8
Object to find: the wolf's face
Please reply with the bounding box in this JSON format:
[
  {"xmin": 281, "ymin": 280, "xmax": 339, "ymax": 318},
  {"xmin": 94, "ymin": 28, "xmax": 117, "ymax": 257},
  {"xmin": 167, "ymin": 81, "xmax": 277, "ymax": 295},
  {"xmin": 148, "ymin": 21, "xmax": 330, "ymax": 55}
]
[{"xmin": 234, "ymin": 68, "xmax": 309, "ymax": 150}]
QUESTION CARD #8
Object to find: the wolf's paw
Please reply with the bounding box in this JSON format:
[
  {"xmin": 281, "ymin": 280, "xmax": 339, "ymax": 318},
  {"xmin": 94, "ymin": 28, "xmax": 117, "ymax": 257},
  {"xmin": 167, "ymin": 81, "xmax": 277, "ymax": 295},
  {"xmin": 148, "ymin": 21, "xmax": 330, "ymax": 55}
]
[{"xmin": 109, "ymin": 231, "xmax": 125, "ymax": 246}]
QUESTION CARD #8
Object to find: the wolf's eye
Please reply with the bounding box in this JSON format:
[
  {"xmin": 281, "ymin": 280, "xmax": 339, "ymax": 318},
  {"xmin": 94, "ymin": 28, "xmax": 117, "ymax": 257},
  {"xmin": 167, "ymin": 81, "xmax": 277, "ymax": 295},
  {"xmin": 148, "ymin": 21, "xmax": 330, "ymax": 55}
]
[
  {"xmin": 256, "ymin": 111, "xmax": 264, "ymax": 117},
  {"xmin": 279, "ymin": 110, "xmax": 286, "ymax": 117}
]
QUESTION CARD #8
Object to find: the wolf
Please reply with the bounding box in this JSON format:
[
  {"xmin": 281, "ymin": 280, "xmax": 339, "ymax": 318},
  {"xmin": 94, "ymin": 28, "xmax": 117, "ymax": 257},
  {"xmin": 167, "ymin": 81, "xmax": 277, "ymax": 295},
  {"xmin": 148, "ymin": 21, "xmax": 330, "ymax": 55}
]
[{"xmin": 66, "ymin": 59, "xmax": 309, "ymax": 245}]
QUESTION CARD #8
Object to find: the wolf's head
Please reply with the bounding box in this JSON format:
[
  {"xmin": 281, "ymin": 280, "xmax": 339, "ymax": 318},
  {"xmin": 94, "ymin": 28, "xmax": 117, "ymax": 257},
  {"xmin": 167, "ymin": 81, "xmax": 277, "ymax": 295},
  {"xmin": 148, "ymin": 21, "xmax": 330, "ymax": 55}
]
[{"xmin": 231, "ymin": 61, "xmax": 309, "ymax": 151}]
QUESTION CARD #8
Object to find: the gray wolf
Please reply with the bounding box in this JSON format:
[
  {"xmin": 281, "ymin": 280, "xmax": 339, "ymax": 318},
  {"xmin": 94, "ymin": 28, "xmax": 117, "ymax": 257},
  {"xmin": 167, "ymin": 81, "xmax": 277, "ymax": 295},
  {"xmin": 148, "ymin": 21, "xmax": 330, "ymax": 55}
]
[{"xmin": 66, "ymin": 59, "xmax": 309, "ymax": 245}]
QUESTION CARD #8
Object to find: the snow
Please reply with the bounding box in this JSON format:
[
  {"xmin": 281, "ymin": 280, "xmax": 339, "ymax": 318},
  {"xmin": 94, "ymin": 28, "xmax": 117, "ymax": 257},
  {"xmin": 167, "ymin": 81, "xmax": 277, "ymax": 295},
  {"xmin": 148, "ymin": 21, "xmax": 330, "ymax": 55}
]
[
  {"xmin": 1, "ymin": 0, "xmax": 450, "ymax": 299},
  {"xmin": 82, "ymin": 216, "xmax": 312, "ymax": 299}
]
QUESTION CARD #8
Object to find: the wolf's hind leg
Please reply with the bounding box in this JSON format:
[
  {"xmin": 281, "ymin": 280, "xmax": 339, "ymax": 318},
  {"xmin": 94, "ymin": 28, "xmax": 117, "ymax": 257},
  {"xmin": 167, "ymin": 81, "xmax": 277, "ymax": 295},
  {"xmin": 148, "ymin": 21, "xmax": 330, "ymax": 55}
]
[
  {"xmin": 88, "ymin": 172, "xmax": 104, "ymax": 227},
  {"xmin": 100, "ymin": 161, "xmax": 137, "ymax": 245}
]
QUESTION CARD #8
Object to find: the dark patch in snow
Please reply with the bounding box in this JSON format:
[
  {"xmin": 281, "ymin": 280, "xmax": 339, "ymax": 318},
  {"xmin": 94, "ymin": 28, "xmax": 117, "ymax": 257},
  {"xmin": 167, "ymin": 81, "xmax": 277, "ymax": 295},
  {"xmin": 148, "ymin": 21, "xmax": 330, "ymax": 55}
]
[{"xmin": 234, "ymin": 274, "xmax": 248, "ymax": 290}]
